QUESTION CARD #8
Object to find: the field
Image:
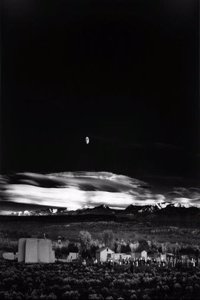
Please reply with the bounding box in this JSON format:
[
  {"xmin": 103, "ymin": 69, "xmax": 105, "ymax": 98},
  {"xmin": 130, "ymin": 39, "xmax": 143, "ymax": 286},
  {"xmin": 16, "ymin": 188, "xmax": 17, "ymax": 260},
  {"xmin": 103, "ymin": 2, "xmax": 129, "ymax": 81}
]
[{"xmin": 0, "ymin": 261, "xmax": 199, "ymax": 299}]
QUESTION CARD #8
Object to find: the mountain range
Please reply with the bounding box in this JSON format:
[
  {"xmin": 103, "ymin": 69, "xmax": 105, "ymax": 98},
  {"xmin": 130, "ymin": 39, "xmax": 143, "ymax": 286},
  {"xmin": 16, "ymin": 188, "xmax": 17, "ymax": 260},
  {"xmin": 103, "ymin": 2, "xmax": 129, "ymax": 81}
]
[
  {"xmin": 8, "ymin": 203, "xmax": 200, "ymax": 217},
  {"xmin": 0, "ymin": 172, "xmax": 200, "ymax": 220}
]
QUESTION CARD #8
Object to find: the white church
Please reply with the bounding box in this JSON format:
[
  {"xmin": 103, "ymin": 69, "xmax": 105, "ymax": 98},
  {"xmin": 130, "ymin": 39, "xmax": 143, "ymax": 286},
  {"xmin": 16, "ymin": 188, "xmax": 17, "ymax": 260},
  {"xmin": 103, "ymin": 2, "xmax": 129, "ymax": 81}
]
[{"xmin": 18, "ymin": 238, "xmax": 55, "ymax": 263}]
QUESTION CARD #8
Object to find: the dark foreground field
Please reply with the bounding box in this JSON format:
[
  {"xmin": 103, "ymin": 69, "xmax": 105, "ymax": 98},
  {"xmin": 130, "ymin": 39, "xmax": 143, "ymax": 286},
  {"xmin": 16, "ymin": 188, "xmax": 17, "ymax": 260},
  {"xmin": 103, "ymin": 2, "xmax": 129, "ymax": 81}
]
[{"xmin": 0, "ymin": 261, "xmax": 200, "ymax": 300}]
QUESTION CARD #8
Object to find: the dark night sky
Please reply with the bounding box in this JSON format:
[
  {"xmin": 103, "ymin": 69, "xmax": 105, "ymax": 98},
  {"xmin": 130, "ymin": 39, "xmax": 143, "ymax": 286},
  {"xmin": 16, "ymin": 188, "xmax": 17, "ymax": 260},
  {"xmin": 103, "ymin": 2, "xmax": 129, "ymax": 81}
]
[{"xmin": 1, "ymin": 0, "xmax": 199, "ymax": 181}]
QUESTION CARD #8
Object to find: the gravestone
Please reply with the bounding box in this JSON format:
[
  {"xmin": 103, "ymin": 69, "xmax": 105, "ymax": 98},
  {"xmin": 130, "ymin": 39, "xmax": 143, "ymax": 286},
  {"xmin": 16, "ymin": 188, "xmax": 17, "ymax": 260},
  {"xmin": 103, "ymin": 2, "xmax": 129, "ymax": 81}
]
[{"xmin": 141, "ymin": 250, "xmax": 147, "ymax": 261}]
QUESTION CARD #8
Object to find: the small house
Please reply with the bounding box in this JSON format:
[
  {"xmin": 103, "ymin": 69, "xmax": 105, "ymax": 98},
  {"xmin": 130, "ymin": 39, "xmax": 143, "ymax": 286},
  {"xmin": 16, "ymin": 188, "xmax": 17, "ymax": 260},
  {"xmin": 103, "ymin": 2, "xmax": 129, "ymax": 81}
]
[
  {"xmin": 147, "ymin": 252, "xmax": 161, "ymax": 262},
  {"xmin": 111, "ymin": 253, "xmax": 131, "ymax": 262},
  {"xmin": 132, "ymin": 250, "xmax": 149, "ymax": 261},
  {"xmin": 96, "ymin": 247, "xmax": 114, "ymax": 262},
  {"xmin": 67, "ymin": 252, "xmax": 79, "ymax": 262}
]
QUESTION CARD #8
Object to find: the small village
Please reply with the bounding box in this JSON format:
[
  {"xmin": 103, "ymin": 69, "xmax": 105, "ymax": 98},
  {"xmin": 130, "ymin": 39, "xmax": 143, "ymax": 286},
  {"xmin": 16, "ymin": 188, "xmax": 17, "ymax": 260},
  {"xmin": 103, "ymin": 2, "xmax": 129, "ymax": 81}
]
[
  {"xmin": 54, "ymin": 236, "xmax": 200, "ymax": 269},
  {"xmin": 2, "ymin": 230, "xmax": 200, "ymax": 269}
]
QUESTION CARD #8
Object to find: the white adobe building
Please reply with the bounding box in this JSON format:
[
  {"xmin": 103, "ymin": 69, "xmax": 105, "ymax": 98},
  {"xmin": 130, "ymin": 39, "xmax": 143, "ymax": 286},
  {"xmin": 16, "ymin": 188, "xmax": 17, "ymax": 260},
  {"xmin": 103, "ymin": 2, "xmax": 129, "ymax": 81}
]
[
  {"xmin": 67, "ymin": 252, "xmax": 79, "ymax": 262},
  {"xmin": 18, "ymin": 238, "xmax": 55, "ymax": 263},
  {"xmin": 96, "ymin": 247, "xmax": 114, "ymax": 262},
  {"xmin": 131, "ymin": 250, "xmax": 148, "ymax": 261},
  {"xmin": 111, "ymin": 253, "xmax": 131, "ymax": 262}
]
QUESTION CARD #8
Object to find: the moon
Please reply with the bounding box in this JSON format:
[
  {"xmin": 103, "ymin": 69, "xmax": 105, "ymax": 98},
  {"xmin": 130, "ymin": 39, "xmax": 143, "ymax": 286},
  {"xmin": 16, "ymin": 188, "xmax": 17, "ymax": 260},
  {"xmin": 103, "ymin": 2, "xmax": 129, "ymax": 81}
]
[{"xmin": 85, "ymin": 136, "xmax": 90, "ymax": 144}]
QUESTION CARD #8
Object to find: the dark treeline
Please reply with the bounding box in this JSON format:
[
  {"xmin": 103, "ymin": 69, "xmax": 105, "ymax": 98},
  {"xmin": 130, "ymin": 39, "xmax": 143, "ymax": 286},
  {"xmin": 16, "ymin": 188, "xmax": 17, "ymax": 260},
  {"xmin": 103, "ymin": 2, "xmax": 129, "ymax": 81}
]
[{"xmin": 1, "ymin": 212, "xmax": 200, "ymax": 227}]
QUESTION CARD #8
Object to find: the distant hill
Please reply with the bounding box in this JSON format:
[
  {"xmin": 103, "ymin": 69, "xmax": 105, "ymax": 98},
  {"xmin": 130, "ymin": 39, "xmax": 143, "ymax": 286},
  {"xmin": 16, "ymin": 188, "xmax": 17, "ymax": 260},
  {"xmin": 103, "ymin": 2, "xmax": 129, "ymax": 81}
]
[{"xmin": 76, "ymin": 204, "xmax": 115, "ymax": 215}]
